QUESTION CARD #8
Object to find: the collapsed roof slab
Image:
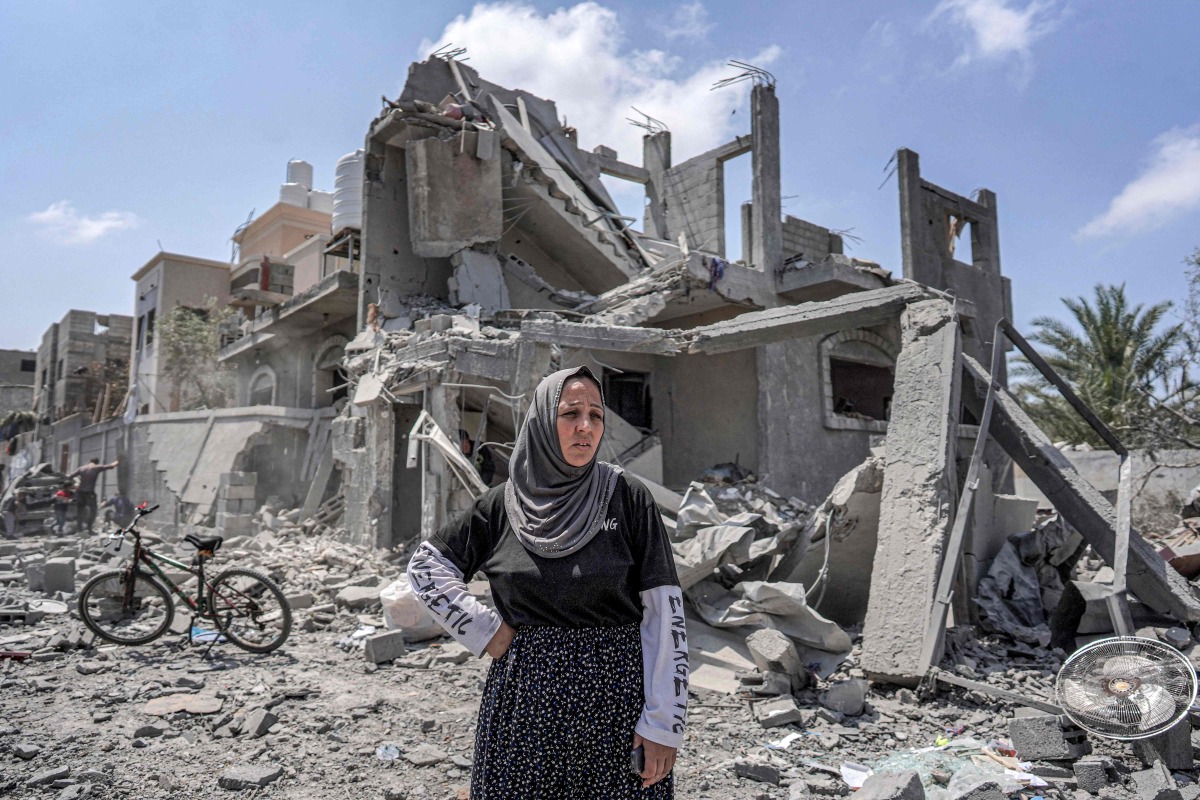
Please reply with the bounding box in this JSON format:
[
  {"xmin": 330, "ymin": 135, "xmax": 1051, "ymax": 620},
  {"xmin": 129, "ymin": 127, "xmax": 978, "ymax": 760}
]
[
  {"xmin": 961, "ymin": 354, "xmax": 1200, "ymax": 623},
  {"xmin": 519, "ymin": 318, "xmax": 682, "ymax": 356},
  {"xmin": 685, "ymin": 283, "xmax": 932, "ymax": 355},
  {"xmin": 860, "ymin": 299, "xmax": 962, "ymax": 686}
]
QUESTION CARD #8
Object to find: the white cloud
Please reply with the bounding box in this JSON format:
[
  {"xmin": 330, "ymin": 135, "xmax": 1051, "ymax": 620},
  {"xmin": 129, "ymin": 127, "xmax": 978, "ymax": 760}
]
[
  {"xmin": 662, "ymin": 2, "xmax": 714, "ymax": 41},
  {"xmin": 1077, "ymin": 125, "xmax": 1200, "ymax": 239},
  {"xmin": 418, "ymin": 2, "xmax": 779, "ymax": 166},
  {"xmin": 27, "ymin": 200, "xmax": 140, "ymax": 245},
  {"xmin": 928, "ymin": 0, "xmax": 1058, "ymax": 83}
]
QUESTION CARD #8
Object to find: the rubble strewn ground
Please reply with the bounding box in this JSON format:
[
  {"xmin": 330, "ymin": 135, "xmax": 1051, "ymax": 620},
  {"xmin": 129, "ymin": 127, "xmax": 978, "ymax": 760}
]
[{"xmin": 4, "ymin": 504, "xmax": 1200, "ymax": 800}]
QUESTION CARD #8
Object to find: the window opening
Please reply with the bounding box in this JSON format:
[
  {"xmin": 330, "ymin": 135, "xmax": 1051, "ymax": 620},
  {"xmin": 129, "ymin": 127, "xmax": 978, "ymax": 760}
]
[
  {"xmin": 145, "ymin": 309, "xmax": 156, "ymax": 348},
  {"xmin": 20, "ymin": 359, "xmax": 34, "ymax": 372},
  {"xmin": 249, "ymin": 372, "xmax": 275, "ymax": 406},
  {"xmin": 598, "ymin": 174, "xmax": 643, "ymax": 235},
  {"xmin": 722, "ymin": 151, "xmax": 752, "ymax": 261},
  {"xmin": 829, "ymin": 359, "xmax": 893, "ymax": 421},
  {"xmin": 948, "ymin": 214, "xmax": 973, "ymax": 265}
]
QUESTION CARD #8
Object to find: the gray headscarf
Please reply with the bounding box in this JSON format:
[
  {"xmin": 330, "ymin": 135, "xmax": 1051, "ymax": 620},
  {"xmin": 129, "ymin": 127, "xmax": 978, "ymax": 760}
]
[{"xmin": 504, "ymin": 365, "xmax": 622, "ymax": 558}]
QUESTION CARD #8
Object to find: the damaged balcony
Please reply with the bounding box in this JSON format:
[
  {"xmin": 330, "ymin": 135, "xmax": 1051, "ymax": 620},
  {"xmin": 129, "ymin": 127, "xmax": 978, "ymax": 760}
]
[{"xmin": 218, "ymin": 269, "xmax": 359, "ymax": 361}]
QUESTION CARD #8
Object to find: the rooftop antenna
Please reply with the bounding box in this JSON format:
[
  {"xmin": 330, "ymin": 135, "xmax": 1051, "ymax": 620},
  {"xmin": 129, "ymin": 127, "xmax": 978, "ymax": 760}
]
[
  {"xmin": 711, "ymin": 60, "xmax": 777, "ymax": 90},
  {"xmin": 229, "ymin": 209, "xmax": 255, "ymax": 265},
  {"xmin": 626, "ymin": 107, "xmax": 669, "ymax": 135}
]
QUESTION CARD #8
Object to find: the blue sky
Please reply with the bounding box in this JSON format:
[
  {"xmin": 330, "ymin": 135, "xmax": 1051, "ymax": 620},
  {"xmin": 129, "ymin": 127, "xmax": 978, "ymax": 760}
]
[{"xmin": 2, "ymin": 1, "xmax": 1198, "ymax": 352}]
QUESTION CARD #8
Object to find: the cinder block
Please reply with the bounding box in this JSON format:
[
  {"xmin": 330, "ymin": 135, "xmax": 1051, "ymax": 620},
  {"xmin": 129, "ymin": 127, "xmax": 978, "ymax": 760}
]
[
  {"xmin": 364, "ymin": 631, "xmax": 408, "ymax": 664},
  {"xmin": 1137, "ymin": 721, "xmax": 1194, "ymax": 770},
  {"xmin": 222, "ymin": 485, "xmax": 256, "ymax": 501},
  {"xmin": 43, "ymin": 558, "xmax": 76, "ymax": 594},
  {"xmin": 219, "ymin": 472, "xmax": 257, "ymax": 487},
  {"xmin": 1008, "ymin": 714, "xmax": 1092, "ymax": 761},
  {"xmin": 216, "ymin": 514, "xmax": 255, "ymax": 536},
  {"xmin": 1073, "ymin": 758, "xmax": 1116, "ymax": 794}
]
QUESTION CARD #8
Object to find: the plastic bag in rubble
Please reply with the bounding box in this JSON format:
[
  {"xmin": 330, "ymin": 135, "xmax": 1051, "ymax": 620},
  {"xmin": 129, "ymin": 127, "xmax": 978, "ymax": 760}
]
[{"xmin": 379, "ymin": 575, "xmax": 444, "ymax": 642}]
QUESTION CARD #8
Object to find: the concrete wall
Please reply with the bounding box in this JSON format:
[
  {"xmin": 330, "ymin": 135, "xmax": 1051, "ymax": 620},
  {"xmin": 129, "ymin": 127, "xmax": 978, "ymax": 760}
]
[
  {"xmin": 1013, "ymin": 448, "xmax": 1200, "ymax": 535},
  {"xmin": 0, "ymin": 385, "xmax": 33, "ymax": 418},
  {"xmin": 653, "ymin": 350, "xmax": 759, "ymax": 489},
  {"xmin": 0, "ymin": 349, "xmax": 36, "ymax": 386},
  {"xmin": 231, "ymin": 322, "xmax": 354, "ymax": 410},
  {"xmin": 36, "ymin": 311, "xmax": 132, "ymax": 422},
  {"xmin": 781, "ymin": 215, "xmax": 843, "ymax": 263},
  {"xmin": 663, "ymin": 155, "xmax": 725, "ymax": 256}
]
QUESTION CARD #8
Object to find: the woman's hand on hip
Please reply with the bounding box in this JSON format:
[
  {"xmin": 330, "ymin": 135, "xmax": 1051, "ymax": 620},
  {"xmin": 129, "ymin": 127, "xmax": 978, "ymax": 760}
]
[
  {"xmin": 633, "ymin": 733, "xmax": 676, "ymax": 788},
  {"xmin": 485, "ymin": 621, "xmax": 516, "ymax": 659}
]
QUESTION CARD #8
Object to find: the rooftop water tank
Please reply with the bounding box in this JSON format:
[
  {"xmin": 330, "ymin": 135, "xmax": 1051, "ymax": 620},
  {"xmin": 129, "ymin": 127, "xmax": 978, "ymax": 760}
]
[
  {"xmin": 332, "ymin": 149, "xmax": 364, "ymax": 233},
  {"xmin": 307, "ymin": 190, "xmax": 334, "ymax": 214},
  {"xmin": 279, "ymin": 182, "xmax": 309, "ymax": 208},
  {"xmin": 286, "ymin": 159, "xmax": 313, "ymax": 190}
]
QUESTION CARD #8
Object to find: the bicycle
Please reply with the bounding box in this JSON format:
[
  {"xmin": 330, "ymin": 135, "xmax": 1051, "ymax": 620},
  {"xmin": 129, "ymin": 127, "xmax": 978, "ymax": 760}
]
[{"xmin": 77, "ymin": 502, "xmax": 292, "ymax": 654}]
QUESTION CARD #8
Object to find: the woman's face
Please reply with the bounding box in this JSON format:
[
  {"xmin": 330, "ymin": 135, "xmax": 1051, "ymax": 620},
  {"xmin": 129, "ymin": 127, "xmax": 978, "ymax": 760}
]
[{"xmin": 556, "ymin": 378, "xmax": 605, "ymax": 468}]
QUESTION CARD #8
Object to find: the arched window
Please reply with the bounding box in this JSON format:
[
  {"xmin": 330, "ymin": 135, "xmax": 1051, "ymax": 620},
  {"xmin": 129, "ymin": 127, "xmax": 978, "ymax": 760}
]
[
  {"xmin": 820, "ymin": 330, "xmax": 897, "ymax": 432},
  {"xmin": 248, "ymin": 365, "xmax": 277, "ymax": 407},
  {"xmin": 312, "ymin": 336, "xmax": 349, "ymax": 408}
]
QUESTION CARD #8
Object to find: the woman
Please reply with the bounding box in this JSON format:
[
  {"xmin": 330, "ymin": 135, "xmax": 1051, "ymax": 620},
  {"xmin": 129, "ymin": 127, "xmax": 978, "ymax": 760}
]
[{"xmin": 408, "ymin": 366, "xmax": 688, "ymax": 798}]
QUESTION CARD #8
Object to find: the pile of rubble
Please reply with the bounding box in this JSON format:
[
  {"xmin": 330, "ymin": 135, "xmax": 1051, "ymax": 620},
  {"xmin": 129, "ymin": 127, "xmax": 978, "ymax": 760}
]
[{"xmin": 1, "ymin": 464, "xmax": 71, "ymax": 539}]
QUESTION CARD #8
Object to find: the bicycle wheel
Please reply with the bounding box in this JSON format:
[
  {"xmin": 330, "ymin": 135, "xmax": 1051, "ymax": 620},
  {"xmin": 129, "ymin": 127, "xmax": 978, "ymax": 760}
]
[
  {"xmin": 208, "ymin": 567, "xmax": 291, "ymax": 653},
  {"xmin": 78, "ymin": 569, "xmax": 175, "ymax": 646}
]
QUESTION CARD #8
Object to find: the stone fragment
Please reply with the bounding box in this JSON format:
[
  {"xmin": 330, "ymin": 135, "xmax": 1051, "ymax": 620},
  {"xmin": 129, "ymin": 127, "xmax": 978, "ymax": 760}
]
[
  {"xmin": 950, "ymin": 780, "xmax": 1005, "ymax": 800},
  {"xmin": 819, "ymin": 679, "xmax": 868, "ymax": 717},
  {"xmin": 244, "ymin": 708, "xmax": 278, "ymax": 738},
  {"xmin": 217, "ymin": 764, "xmax": 283, "ymax": 790},
  {"xmin": 430, "ymin": 643, "xmax": 471, "ymax": 665},
  {"xmin": 335, "ymin": 585, "xmax": 379, "ymax": 609},
  {"xmin": 133, "ymin": 724, "xmax": 164, "ymax": 738},
  {"xmin": 142, "ymin": 694, "xmax": 223, "ymax": 716},
  {"xmin": 1163, "ymin": 627, "xmax": 1192, "ymax": 650},
  {"xmin": 746, "ymin": 629, "xmax": 801, "ymax": 675},
  {"xmin": 857, "ymin": 771, "xmax": 925, "ymax": 800},
  {"xmin": 1008, "ymin": 714, "xmax": 1091, "ymax": 761},
  {"xmin": 404, "ymin": 744, "xmax": 448, "ymax": 767},
  {"xmin": 734, "ymin": 759, "xmax": 781, "ymax": 785},
  {"xmin": 285, "ymin": 592, "xmax": 314, "ymax": 610},
  {"xmin": 753, "ymin": 696, "xmax": 804, "ymax": 728},
  {"xmin": 14, "ymin": 743, "xmax": 41, "ymax": 759},
  {"xmin": 1073, "ymin": 758, "xmax": 1115, "ymax": 794},
  {"xmin": 27, "ymin": 766, "xmax": 70, "ymax": 787},
  {"xmin": 365, "ymin": 630, "xmax": 408, "ymax": 664}
]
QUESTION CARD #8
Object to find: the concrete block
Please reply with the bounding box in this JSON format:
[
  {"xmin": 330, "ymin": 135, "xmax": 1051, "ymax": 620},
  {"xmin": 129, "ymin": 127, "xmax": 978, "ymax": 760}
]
[
  {"xmin": 1137, "ymin": 721, "xmax": 1194, "ymax": 770},
  {"xmin": 1008, "ymin": 714, "xmax": 1092, "ymax": 761},
  {"xmin": 42, "ymin": 558, "xmax": 76, "ymax": 594},
  {"xmin": 25, "ymin": 563, "xmax": 44, "ymax": 592},
  {"xmin": 950, "ymin": 781, "xmax": 1005, "ymax": 800},
  {"xmin": 733, "ymin": 759, "xmax": 780, "ymax": 785},
  {"xmin": 1132, "ymin": 762, "xmax": 1182, "ymax": 800},
  {"xmin": 746, "ymin": 629, "xmax": 800, "ymax": 675},
  {"xmin": 1073, "ymin": 758, "xmax": 1116, "ymax": 794},
  {"xmin": 335, "ymin": 585, "xmax": 379, "ymax": 610},
  {"xmin": 286, "ymin": 592, "xmax": 314, "ymax": 610},
  {"xmin": 858, "ymin": 771, "xmax": 925, "ymax": 800},
  {"xmin": 221, "ymin": 484, "xmax": 256, "ymax": 501},
  {"xmin": 244, "ymin": 708, "xmax": 278, "ymax": 738},
  {"xmin": 820, "ymin": 679, "xmax": 868, "ymax": 717},
  {"xmin": 752, "ymin": 696, "xmax": 804, "ymax": 728},
  {"xmin": 364, "ymin": 630, "xmax": 408, "ymax": 664}
]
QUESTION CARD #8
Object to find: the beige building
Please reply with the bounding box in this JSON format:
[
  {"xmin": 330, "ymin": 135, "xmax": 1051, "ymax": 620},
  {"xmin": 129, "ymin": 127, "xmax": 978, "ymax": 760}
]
[{"xmin": 131, "ymin": 252, "xmax": 232, "ymax": 414}]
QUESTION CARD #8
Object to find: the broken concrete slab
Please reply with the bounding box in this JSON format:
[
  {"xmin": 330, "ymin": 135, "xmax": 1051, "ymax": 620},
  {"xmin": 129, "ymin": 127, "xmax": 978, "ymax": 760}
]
[
  {"xmin": 861, "ymin": 300, "xmax": 961, "ymax": 684},
  {"xmin": 217, "ymin": 764, "xmax": 283, "ymax": 790},
  {"xmin": 752, "ymin": 695, "xmax": 805, "ymax": 728},
  {"xmin": 745, "ymin": 629, "xmax": 801, "ymax": 676},
  {"xmin": 961, "ymin": 355, "xmax": 1200, "ymax": 623},
  {"xmin": 1137, "ymin": 721, "xmax": 1194, "ymax": 771},
  {"xmin": 857, "ymin": 771, "xmax": 925, "ymax": 800},
  {"xmin": 405, "ymin": 134, "xmax": 502, "ymax": 257}
]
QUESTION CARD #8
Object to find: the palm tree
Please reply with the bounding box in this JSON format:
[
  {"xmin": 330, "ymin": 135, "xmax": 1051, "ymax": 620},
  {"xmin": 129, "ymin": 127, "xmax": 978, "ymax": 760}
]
[{"xmin": 1015, "ymin": 284, "xmax": 1184, "ymax": 448}]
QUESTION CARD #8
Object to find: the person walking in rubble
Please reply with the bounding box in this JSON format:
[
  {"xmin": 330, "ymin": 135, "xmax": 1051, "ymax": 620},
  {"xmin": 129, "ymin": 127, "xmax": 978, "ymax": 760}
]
[
  {"xmin": 52, "ymin": 482, "xmax": 74, "ymax": 535},
  {"xmin": 68, "ymin": 457, "xmax": 118, "ymax": 534},
  {"xmin": 409, "ymin": 365, "xmax": 688, "ymax": 799}
]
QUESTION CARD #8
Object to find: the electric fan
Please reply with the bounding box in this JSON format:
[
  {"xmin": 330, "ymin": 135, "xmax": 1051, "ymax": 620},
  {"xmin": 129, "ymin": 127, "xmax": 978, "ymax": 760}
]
[{"xmin": 1056, "ymin": 636, "xmax": 1198, "ymax": 740}]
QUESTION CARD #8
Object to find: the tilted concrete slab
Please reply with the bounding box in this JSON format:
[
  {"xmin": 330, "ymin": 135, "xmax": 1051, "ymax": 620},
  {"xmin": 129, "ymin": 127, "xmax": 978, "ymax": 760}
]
[
  {"xmin": 685, "ymin": 283, "xmax": 931, "ymax": 355},
  {"xmin": 861, "ymin": 300, "xmax": 962, "ymax": 685},
  {"xmin": 961, "ymin": 354, "xmax": 1200, "ymax": 623},
  {"xmin": 518, "ymin": 318, "xmax": 682, "ymax": 355}
]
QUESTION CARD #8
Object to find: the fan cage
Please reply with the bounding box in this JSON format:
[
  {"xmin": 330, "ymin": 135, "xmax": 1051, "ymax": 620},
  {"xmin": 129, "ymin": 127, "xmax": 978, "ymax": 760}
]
[{"xmin": 1056, "ymin": 636, "xmax": 1198, "ymax": 741}]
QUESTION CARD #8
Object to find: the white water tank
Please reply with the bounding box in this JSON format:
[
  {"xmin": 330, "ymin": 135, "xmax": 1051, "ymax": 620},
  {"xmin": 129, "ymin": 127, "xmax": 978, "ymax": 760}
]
[
  {"xmin": 286, "ymin": 159, "xmax": 313, "ymax": 190},
  {"xmin": 332, "ymin": 149, "xmax": 364, "ymax": 233},
  {"xmin": 307, "ymin": 190, "xmax": 334, "ymax": 214},
  {"xmin": 279, "ymin": 182, "xmax": 309, "ymax": 208}
]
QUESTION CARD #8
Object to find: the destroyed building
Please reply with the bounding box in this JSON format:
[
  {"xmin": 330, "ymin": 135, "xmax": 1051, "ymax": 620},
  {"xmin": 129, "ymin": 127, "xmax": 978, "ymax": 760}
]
[
  {"xmin": 333, "ymin": 55, "xmax": 1012, "ymax": 555},
  {"xmin": 0, "ymin": 348, "xmax": 36, "ymax": 423}
]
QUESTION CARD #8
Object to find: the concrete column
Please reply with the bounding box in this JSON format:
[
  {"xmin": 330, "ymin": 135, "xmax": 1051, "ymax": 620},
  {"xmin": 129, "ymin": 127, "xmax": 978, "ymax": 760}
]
[
  {"xmin": 643, "ymin": 132, "xmax": 672, "ymax": 240},
  {"xmin": 740, "ymin": 202, "xmax": 754, "ymax": 264},
  {"xmin": 366, "ymin": 400, "xmax": 394, "ymax": 549},
  {"xmin": 896, "ymin": 148, "xmax": 928, "ymax": 284},
  {"xmin": 750, "ymin": 85, "xmax": 782, "ymax": 273},
  {"xmin": 420, "ymin": 383, "xmax": 460, "ymax": 537},
  {"xmin": 861, "ymin": 299, "xmax": 961, "ymax": 685},
  {"xmin": 971, "ymin": 188, "xmax": 1001, "ymax": 276}
]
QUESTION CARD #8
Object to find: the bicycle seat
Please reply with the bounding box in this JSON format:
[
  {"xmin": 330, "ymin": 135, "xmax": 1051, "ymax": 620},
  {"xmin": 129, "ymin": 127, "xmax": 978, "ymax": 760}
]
[{"xmin": 184, "ymin": 534, "xmax": 224, "ymax": 553}]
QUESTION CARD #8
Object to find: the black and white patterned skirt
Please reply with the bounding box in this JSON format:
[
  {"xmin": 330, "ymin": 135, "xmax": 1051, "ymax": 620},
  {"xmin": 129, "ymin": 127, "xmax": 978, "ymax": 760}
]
[{"xmin": 472, "ymin": 622, "xmax": 673, "ymax": 799}]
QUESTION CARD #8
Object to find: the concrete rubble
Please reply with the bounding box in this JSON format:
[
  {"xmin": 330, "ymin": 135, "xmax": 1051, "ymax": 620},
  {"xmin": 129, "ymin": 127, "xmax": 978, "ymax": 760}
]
[{"xmin": 8, "ymin": 51, "xmax": 1200, "ymax": 800}]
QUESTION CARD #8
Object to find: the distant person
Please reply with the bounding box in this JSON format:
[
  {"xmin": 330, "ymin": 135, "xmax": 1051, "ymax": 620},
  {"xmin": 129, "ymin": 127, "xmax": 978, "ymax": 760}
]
[
  {"xmin": 459, "ymin": 429, "xmax": 496, "ymax": 486},
  {"xmin": 100, "ymin": 493, "xmax": 135, "ymax": 529},
  {"xmin": 68, "ymin": 457, "xmax": 119, "ymax": 533},
  {"xmin": 53, "ymin": 483, "xmax": 74, "ymax": 535}
]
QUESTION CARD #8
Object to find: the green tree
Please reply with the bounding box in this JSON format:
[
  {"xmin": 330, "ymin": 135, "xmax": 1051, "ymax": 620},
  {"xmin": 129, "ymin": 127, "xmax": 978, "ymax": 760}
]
[
  {"xmin": 154, "ymin": 300, "xmax": 235, "ymax": 411},
  {"xmin": 1015, "ymin": 283, "xmax": 1185, "ymax": 448}
]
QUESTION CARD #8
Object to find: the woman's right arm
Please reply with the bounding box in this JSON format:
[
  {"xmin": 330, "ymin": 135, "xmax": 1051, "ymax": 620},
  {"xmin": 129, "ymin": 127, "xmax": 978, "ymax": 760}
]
[{"xmin": 407, "ymin": 541, "xmax": 505, "ymax": 658}]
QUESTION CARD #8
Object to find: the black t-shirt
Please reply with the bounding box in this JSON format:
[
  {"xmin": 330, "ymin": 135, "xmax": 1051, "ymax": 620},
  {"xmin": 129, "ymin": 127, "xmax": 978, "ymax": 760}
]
[{"xmin": 429, "ymin": 474, "xmax": 679, "ymax": 628}]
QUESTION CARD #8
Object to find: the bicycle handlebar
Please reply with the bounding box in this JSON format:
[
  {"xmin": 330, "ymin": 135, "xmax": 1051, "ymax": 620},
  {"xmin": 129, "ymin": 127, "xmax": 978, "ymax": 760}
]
[{"xmin": 137, "ymin": 503, "xmax": 160, "ymax": 516}]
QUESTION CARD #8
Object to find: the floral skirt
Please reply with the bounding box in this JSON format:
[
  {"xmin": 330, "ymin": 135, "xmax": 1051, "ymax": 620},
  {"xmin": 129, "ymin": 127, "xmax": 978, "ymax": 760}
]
[{"xmin": 472, "ymin": 622, "xmax": 673, "ymax": 800}]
